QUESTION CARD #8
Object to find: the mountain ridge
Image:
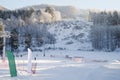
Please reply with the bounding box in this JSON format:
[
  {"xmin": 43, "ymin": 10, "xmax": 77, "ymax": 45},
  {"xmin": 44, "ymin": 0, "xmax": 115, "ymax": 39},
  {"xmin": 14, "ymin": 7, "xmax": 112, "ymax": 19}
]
[
  {"xmin": 18, "ymin": 4, "xmax": 89, "ymax": 19},
  {"xmin": 0, "ymin": 6, "xmax": 7, "ymax": 10}
]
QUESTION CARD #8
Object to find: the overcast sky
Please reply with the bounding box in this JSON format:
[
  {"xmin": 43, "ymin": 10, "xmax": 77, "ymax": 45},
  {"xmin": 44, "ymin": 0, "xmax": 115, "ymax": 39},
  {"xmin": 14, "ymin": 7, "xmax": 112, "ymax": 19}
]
[{"xmin": 0, "ymin": 0, "xmax": 120, "ymax": 10}]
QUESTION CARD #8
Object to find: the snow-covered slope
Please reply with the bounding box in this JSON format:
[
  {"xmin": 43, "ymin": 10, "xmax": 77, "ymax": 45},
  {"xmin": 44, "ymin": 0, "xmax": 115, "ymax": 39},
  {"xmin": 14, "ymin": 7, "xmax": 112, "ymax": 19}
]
[
  {"xmin": 1, "ymin": 50, "xmax": 120, "ymax": 80},
  {"xmin": 48, "ymin": 19, "xmax": 92, "ymax": 51}
]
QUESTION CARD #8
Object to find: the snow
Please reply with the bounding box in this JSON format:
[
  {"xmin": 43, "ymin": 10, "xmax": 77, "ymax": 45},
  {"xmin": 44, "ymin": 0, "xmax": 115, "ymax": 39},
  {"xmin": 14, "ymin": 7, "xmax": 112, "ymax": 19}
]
[
  {"xmin": 48, "ymin": 19, "xmax": 92, "ymax": 51},
  {"xmin": 1, "ymin": 3, "xmax": 120, "ymax": 80},
  {"xmin": 0, "ymin": 50, "xmax": 120, "ymax": 80}
]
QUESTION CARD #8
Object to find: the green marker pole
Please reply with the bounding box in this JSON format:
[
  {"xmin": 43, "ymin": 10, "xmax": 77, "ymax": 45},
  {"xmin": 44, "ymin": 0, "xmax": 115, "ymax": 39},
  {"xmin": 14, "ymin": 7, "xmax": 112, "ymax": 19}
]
[{"xmin": 6, "ymin": 51, "xmax": 17, "ymax": 77}]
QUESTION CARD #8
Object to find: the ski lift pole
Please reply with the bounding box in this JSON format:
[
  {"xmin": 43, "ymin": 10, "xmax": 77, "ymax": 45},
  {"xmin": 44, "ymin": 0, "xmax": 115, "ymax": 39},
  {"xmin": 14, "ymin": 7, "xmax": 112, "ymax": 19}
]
[
  {"xmin": 42, "ymin": 37, "xmax": 46, "ymax": 57},
  {"xmin": 43, "ymin": 40, "xmax": 46, "ymax": 57}
]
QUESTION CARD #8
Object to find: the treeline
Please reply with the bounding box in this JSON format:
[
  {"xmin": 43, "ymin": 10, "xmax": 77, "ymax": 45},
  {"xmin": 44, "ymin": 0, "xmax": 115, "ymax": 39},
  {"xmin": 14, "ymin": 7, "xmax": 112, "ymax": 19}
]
[
  {"xmin": 90, "ymin": 10, "xmax": 120, "ymax": 51},
  {"xmin": 0, "ymin": 8, "xmax": 56, "ymax": 53},
  {"xmin": 6, "ymin": 23, "xmax": 56, "ymax": 52},
  {"xmin": 0, "ymin": 8, "xmax": 34, "ymax": 20},
  {"xmin": 89, "ymin": 11, "xmax": 120, "ymax": 25},
  {"xmin": 0, "ymin": 22, "xmax": 56, "ymax": 55}
]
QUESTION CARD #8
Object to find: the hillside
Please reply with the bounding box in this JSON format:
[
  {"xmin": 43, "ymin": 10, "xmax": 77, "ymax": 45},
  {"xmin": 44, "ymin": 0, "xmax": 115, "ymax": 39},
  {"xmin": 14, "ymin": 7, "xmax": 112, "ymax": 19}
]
[
  {"xmin": 47, "ymin": 19, "xmax": 92, "ymax": 51},
  {"xmin": 0, "ymin": 4, "xmax": 92, "ymax": 51}
]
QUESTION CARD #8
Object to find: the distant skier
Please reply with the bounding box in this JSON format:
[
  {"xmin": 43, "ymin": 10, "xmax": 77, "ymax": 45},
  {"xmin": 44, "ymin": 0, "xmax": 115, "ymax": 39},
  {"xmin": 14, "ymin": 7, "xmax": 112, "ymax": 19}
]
[{"xmin": 32, "ymin": 57, "xmax": 37, "ymax": 74}]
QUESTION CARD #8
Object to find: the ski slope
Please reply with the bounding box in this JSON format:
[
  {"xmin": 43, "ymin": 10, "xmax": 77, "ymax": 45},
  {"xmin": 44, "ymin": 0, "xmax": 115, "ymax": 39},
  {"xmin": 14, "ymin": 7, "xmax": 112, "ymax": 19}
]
[
  {"xmin": 48, "ymin": 19, "xmax": 92, "ymax": 51},
  {"xmin": 0, "ymin": 50, "xmax": 120, "ymax": 80}
]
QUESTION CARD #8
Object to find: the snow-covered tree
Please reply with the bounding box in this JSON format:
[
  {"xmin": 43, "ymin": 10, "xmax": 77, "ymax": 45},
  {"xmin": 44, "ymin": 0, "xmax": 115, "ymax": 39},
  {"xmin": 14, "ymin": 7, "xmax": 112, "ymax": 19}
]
[{"xmin": 90, "ymin": 10, "xmax": 120, "ymax": 51}]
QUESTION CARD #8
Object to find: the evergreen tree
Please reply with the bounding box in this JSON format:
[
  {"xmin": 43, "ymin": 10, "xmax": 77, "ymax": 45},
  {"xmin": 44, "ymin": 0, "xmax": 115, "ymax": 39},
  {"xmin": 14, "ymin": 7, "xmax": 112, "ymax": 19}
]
[
  {"xmin": 10, "ymin": 28, "xmax": 19, "ymax": 52},
  {"xmin": 112, "ymin": 11, "xmax": 119, "ymax": 25},
  {"xmin": 25, "ymin": 33, "xmax": 32, "ymax": 49}
]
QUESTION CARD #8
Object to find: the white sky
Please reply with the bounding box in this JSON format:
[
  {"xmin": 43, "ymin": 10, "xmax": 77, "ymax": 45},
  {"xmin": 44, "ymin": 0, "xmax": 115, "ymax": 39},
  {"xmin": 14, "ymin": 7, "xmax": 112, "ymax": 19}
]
[{"xmin": 0, "ymin": 0, "xmax": 120, "ymax": 10}]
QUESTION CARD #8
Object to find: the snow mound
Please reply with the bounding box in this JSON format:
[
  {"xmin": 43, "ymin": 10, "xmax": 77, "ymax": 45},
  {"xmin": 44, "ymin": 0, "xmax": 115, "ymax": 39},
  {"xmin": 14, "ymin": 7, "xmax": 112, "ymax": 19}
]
[{"xmin": 104, "ymin": 60, "xmax": 120, "ymax": 69}]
